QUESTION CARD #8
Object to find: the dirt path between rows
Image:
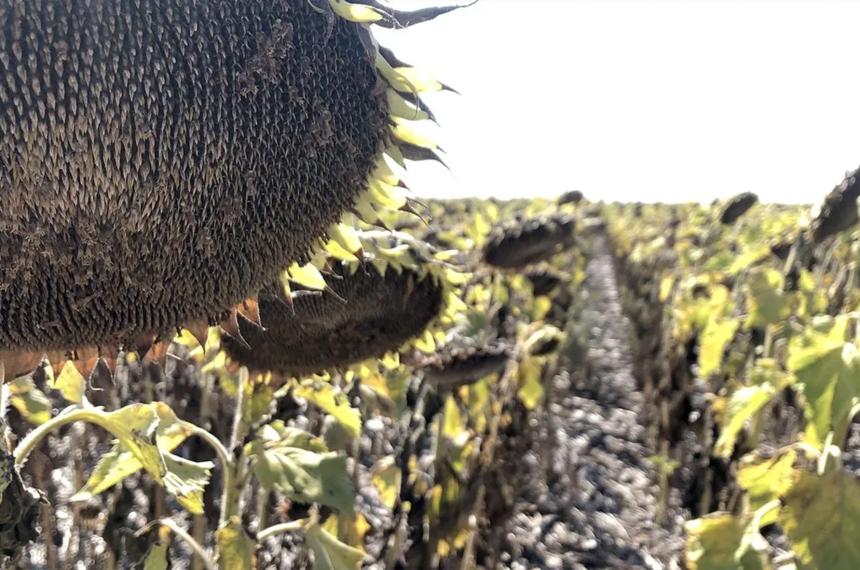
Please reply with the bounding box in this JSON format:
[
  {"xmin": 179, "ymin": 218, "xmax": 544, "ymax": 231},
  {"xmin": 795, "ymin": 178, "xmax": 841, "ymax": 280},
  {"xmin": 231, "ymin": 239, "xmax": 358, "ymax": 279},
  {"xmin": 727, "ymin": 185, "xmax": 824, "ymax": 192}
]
[{"xmin": 493, "ymin": 236, "xmax": 685, "ymax": 569}]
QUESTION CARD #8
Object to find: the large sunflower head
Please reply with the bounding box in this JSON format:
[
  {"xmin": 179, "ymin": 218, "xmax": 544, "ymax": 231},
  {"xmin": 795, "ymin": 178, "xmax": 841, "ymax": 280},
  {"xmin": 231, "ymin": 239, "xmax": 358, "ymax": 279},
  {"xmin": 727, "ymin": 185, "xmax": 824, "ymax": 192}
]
[
  {"xmin": 0, "ymin": 1, "xmax": 464, "ymax": 379},
  {"xmin": 213, "ymin": 231, "xmax": 465, "ymax": 378}
]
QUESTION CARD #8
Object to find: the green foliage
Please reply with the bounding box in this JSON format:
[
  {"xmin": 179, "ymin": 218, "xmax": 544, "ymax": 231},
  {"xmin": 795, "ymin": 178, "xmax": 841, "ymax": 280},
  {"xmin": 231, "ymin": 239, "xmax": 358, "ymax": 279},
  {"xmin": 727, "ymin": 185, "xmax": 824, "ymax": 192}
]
[
  {"xmin": 603, "ymin": 197, "xmax": 860, "ymax": 570},
  {"xmin": 72, "ymin": 402, "xmax": 211, "ymax": 514},
  {"xmin": 744, "ymin": 268, "xmax": 791, "ymax": 328},
  {"xmin": 371, "ymin": 456, "xmax": 401, "ymax": 510},
  {"xmin": 294, "ymin": 381, "xmax": 362, "ymax": 440},
  {"xmin": 142, "ymin": 542, "xmax": 170, "ymax": 570},
  {"xmin": 787, "ymin": 315, "xmax": 860, "ymax": 448},
  {"xmin": 685, "ymin": 513, "xmax": 770, "ymax": 570},
  {"xmin": 7, "ymin": 377, "xmax": 51, "ymax": 425},
  {"xmin": 306, "ymin": 522, "xmax": 365, "ymax": 570},
  {"xmin": 736, "ymin": 450, "xmax": 797, "ymax": 526},
  {"xmin": 160, "ymin": 454, "xmax": 213, "ymax": 515},
  {"xmin": 780, "ymin": 469, "xmax": 860, "ymax": 569},
  {"xmin": 698, "ymin": 317, "xmax": 738, "ymax": 378},
  {"xmin": 6, "ymin": 194, "xmax": 590, "ymax": 566},
  {"xmin": 216, "ymin": 520, "xmax": 256, "ymax": 570},
  {"xmin": 516, "ymin": 356, "xmax": 544, "ymax": 411},
  {"xmin": 250, "ymin": 422, "xmax": 355, "ymax": 515},
  {"xmin": 714, "ymin": 384, "xmax": 776, "ymax": 458}
]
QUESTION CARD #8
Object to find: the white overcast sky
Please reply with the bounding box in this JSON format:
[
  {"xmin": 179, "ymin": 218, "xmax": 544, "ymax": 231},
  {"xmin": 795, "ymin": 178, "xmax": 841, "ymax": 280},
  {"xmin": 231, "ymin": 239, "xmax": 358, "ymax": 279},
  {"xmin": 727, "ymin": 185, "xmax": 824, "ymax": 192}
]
[{"xmin": 378, "ymin": 0, "xmax": 860, "ymax": 204}]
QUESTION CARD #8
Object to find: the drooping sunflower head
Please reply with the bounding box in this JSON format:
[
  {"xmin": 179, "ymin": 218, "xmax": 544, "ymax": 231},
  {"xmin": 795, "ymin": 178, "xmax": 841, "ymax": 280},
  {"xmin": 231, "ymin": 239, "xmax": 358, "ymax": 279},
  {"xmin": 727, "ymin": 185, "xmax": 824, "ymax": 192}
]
[
  {"xmin": 557, "ymin": 190, "xmax": 584, "ymax": 205},
  {"xmin": 0, "ymin": 0, "xmax": 464, "ymax": 378},
  {"xmin": 525, "ymin": 267, "xmax": 564, "ymax": 297},
  {"xmin": 810, "ymin": 166, "xmax": 860, "ymax": 243},
  {"xmin": 719, "ymin": 192, "xmax": 759, "ymax": 225},
  {"xmin": 217, "ymin": 232, "xmax": 465, "ymax": 377},
  {"xmin": 482, "ymin": 215, "xmax": 576, "ymax": 269},
  {"xmin": 416, "ymin": 341, "xmax": 512, "ymax": 391}
]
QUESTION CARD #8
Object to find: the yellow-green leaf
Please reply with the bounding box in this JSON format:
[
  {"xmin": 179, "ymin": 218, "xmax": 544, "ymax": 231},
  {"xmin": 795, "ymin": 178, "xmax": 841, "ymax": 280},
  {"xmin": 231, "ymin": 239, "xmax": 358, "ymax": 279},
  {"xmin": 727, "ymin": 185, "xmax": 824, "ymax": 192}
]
[
  {"xmin": 72, "ymin": 403, "xmax": 211, "ymax": 514},
  {"xmin": 659, "ymin": 274, "xmax": 675, "ymax": 302},
  {"xmin": 728, "ymin": 244, "xmax": 770, "ymax": 275},
  {"xmin": 216, "ymin": 519, "xmax": 256, "ymax": 570},
  {"xmin": 779, "ymin": 468, "xmax": 860, "ymax": 569},
  {"xmin": 142, "ymin": 541, "xmax": 169, "ymax": 570},
  {"xmin": 95, "ymin": 404, "xmax": 164, "ymax": 478},
  {"xmin": 241, "ymin": 375, "xmax": 275, "ymax": 427},
  {"xmin": 294, "ymin": 382, "xmax": 361, "ymax": 440},
  {"xmin": 371, "ymin": 456, "xmax": 401, "ymax": 510},
  {"xmin": 162, "ymin": 452, "xmax": 213, "ymax": 515},
  {"xmin": 257, "ymin": 422, "xmax": 328, "ymax": 453},
  {"xmin": 328, "ymin": 0, "xmax": 383, "ymax": 23},
  {"xmin": 714, "ymin": 384, "xmax": 776, "ymax": 458},
  {"xmin": 698, "ymin": 317, "xmax": 738, "ymax": 377},
  {"xmin": 466, "ymin": 378, "xmax": 490, "ymax": 433},
  {"xmin": 748, "ymin": 358, "xmax": 792, "ymax": 389},
  {"xmin": 306, "ymin": 522, "xmax": 365, "ymax": 570},
  {"xmin": 516, "ymin": 356, "xmax": 544, "ymax": 411},
  {"xmin": 8, "ymin": 377, "xmax": 51, "ymax": 425},
  {"xmin": 53, "ymin": 361, "xmax": 86, "ymax": 405},
  {"xmin": 441, "ymin": 395, "xmax": 465, "ymax": 438},
  {"xmin": 74, "ymin": 403, "xmax": 194, "ymax": 495},
  {"xmin": 322, "ymin": 513, "xmax": 370, "ymax": 552},
  {"xmin": 745, "ymin": 267, "xmax": 791, "ymax": 327},
  {"xmin": 250, "ymin": 424, "xmax": 354, "ymax": 515},
  {"xmin": 737, "ymin": 449, "xmax": 797, "ymax": 526},
  {"xmin": 685, "ymin": 513, "xmax": 770, "ymax": 570},
  {"xmin": 787, "ymin": 315, "xmax": 860, "ymax": 448}
]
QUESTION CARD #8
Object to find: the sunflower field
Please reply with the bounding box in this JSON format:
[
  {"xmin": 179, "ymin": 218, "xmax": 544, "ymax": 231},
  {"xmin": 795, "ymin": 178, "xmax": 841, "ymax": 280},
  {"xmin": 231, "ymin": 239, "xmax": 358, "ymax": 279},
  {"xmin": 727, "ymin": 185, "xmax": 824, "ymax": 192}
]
[{"xmin": 1, "ymin": 1, "xmax": 860, "ymax": 569}]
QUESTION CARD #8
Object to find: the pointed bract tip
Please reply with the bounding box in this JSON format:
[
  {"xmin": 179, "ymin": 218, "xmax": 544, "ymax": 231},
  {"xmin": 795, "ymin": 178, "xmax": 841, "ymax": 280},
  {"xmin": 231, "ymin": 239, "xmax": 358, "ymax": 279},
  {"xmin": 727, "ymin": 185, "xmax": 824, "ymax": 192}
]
[{"xmin": 220, "ymin": 310, "xmax": 252, "ymax": 350}]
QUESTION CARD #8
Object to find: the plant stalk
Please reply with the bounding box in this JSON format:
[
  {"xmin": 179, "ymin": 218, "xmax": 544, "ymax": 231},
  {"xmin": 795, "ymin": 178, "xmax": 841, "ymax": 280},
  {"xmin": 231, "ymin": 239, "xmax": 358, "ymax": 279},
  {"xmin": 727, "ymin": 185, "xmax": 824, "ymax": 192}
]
[
  {"xmin": 155, "ymin": 518, "xmax": 217, "ymax": 570},
  {"xmin": 219, "ymin": 368, "xmax": 249, "ymax": 527},
  {"xmin": 256, "ymin": 518, "xmax": 311, "ymax": 542}
]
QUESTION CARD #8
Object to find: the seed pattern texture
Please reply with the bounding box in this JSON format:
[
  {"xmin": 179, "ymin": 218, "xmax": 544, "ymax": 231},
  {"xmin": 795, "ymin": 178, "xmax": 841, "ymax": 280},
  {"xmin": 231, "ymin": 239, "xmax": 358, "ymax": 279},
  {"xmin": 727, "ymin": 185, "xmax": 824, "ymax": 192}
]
[{"xmin": 0, "ymin": 0, "xmax": 389, "ymax": 351}]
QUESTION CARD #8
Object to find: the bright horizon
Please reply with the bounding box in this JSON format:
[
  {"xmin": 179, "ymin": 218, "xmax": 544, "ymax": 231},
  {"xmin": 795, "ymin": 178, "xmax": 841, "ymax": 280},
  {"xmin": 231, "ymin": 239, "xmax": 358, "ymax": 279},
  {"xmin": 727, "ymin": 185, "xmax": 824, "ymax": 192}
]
[{"xmin": 379, "ymin": 0, "xmax": 860, "ymax": 204}]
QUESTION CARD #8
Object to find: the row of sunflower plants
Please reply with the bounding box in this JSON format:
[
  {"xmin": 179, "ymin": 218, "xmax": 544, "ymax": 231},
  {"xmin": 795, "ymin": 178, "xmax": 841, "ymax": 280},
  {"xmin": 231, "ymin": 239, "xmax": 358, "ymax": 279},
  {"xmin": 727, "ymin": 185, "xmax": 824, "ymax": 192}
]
[
  {"xmin": 602, "ymin": 167, "xmax": 860, "ymax": 569},
  {"xmin": 3, "ymin": 196, "xmax": 587, "ymax": 569}
]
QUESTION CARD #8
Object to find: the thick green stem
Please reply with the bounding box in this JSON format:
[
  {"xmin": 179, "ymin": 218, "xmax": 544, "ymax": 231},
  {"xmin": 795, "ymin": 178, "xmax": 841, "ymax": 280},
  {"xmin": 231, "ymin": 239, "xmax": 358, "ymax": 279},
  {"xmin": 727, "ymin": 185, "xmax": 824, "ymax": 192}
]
[
  {"xmin": 0, "ymin": 383, "xmax": 10, "ymax": 453},
  {"xmin": 156, "ymin": 518, "xmax": 217, "ymax": 570},
  {"xmin": 219, "ymin": 368, "xmax": 248, "ymax": 527},
  {"xmin": 192, "ymin": 425, "xmax": 233, "ymax": 492},
  {"xmin": 256, "ymin": 518, "xmax": 311, "ymax": 543},
  {"xmin": 193, "ymin": 373, "xmax": 216, "ymax": 570},
  {"xmin": 14, "ymin": 407, "xmax": 105, "ymax": 466}
]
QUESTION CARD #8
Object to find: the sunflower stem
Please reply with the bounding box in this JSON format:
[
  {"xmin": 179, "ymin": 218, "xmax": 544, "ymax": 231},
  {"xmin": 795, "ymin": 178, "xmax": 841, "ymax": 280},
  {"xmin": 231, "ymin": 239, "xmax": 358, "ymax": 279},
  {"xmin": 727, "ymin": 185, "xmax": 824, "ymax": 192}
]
[
  {"xmin": 154, "ymin": 518, "xmax": 217, "ymax": 570},
  {"xmin": 0, "ymin": 382, "xmax": 10, "ymax": 453},
  {"xmin": 219, "ymin": 367, "xmax": 249, "ymax": 527},
  {"xmin": 192, "ymin": 425, "xmax": 233, "ymax": 489},
  {"xmin": 256, "ymin": 516, "xmax": 313, "ymax": 543},
  {"xmin": 14, "ymin": 407, "xmax": 103, "ymax": 466}
]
